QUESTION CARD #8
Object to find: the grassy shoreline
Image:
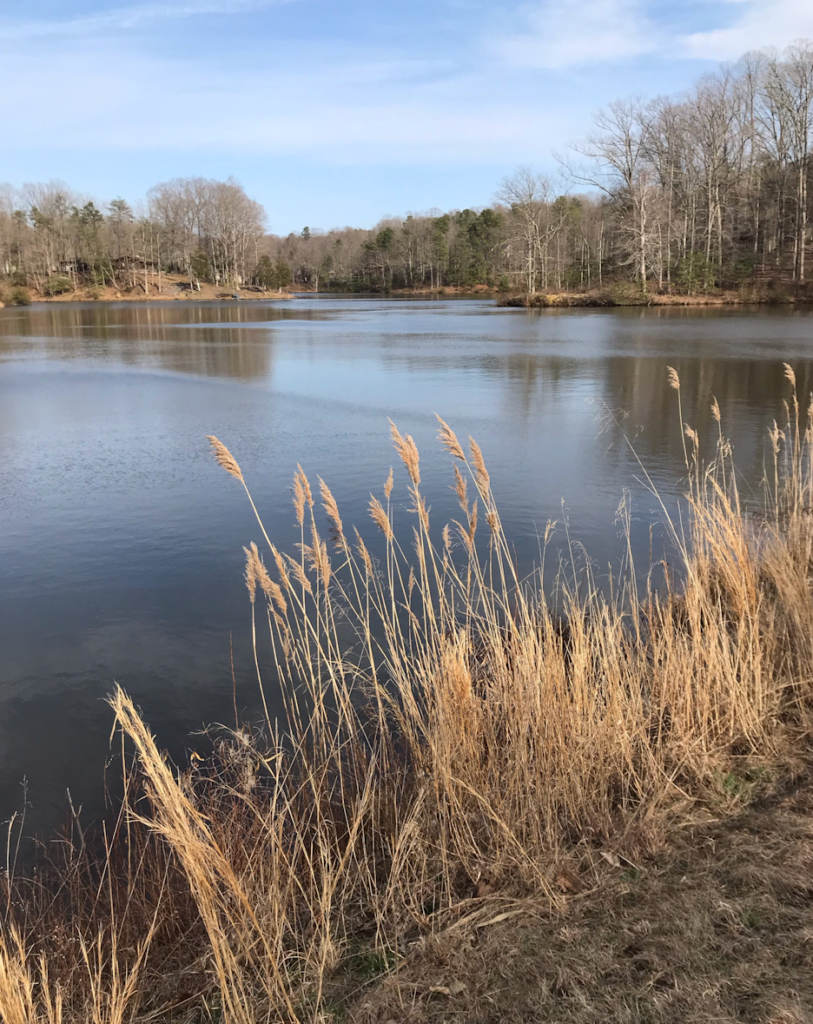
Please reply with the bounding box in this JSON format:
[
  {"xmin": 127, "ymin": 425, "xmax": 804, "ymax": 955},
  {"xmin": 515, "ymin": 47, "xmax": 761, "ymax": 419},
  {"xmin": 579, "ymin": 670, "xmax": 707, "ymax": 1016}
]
[
  {"xmin": 3, "ymin": 368, "xmax": 813, "ymax": 1022},
  {"xmin": 498, "ymin": 287, "xmax": 813, "ymax": 308}
]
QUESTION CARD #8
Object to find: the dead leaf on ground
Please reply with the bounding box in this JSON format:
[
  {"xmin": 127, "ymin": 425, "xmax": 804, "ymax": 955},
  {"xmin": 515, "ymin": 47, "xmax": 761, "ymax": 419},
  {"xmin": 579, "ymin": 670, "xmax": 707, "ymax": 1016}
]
[
  {"xmin": 427, "ymin": 978, "xmax": 468, "ymax": 998},
  {"xmin": 556, "ymin": 869, "xmax": 581, "ymax": 893},
  {"xmin": 476, "ymin": 909, "xmax": 527, "ymax": 928}
]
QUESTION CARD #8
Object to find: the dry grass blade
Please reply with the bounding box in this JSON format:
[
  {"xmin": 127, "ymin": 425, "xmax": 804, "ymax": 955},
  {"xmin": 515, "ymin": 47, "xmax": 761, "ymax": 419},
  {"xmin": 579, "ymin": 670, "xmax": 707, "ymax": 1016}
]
[
  {"xmin": 0, "ymin": 928, "xmax": 42, "ymax": 1024},
  {"xmin": 108, "ymin": 687, "xmax": 298, "ymax": 1024}
]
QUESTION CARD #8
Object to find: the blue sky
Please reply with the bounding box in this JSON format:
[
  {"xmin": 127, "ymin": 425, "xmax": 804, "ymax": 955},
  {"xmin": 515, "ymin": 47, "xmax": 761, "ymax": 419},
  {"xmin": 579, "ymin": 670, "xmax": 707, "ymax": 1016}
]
[{"xmin": 2, "ymin": 0, "xmax": 812, "ymax": 234}]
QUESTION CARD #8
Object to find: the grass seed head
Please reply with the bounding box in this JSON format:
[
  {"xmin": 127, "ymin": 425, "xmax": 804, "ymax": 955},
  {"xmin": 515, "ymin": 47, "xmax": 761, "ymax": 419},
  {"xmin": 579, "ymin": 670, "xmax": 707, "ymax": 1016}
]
[
  {"xmin": 453, "ymin": 464, "xmax": 469, "ymax": 513},
  {"xmin": 244, "ymin": 544, "xmax": 258, "ymax": 603},
  {"xmin": 369, "ymin": 495, "xmax": 394, "ymax": 540},
  {"xmin": 436, "ymin": 415, "xmax": 466, "ymax": 461},
  {"xmin": 249, "ymin": 542, "xmax": 287, "ymax": 614},
  {"xmin": 284, "ymin": 552, "xmax": 312, "ymax": 593},
  {"xmin": 293, "ymin": 472, "xmax": 306, "ymax": 527},
  {"xmin": 390, "ymin": 420, "xmax": 421, "ymax": 486},
  {"xmin": 207, "ymin": 435, "xmax": 244, "ymax": 483},
  {"xmin": 711, "ymin": 396, "xmax": 721, "ymax": 423},
  {"xmin": 469, "ymin": 438, "xmax": 490, "ymax": 492},
  {"xmin": 319, "ymin": 478, "xmax": 345, "ymax": 550}
]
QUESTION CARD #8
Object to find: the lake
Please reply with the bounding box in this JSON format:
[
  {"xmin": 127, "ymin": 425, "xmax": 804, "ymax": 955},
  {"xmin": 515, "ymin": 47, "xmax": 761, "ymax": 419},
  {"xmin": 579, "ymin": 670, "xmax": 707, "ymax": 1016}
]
[{"xmin": 1, "ymin": 296, "xmax": 811, "ymax": 837}]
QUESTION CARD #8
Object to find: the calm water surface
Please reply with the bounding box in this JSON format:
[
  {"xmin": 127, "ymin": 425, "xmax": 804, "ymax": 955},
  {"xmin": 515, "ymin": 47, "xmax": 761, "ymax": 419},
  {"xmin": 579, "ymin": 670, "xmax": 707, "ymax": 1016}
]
[{"xmin": 1, "ymin": 296, "xmax": 812, "ymax": 836}]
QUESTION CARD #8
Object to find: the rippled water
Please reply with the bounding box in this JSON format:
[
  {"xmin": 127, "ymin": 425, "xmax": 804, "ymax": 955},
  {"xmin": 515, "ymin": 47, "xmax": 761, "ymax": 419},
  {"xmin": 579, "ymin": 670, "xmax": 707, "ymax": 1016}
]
[{"xmin": 1, "ymin": 296, "xmax": 812, "ymax": 836}]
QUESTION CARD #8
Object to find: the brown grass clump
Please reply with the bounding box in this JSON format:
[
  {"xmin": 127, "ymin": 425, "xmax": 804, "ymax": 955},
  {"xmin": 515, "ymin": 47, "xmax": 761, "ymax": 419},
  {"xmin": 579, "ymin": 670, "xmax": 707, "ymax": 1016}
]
[{"xmin": 4, "ymin": 365, "xmax": 813, "ymax": 1022}]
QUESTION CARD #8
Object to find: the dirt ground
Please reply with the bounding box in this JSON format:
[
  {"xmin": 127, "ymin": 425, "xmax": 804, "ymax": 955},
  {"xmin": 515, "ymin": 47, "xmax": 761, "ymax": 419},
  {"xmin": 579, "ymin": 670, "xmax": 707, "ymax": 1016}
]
[{"xmin": 342, "ymin": 768, "xmax": 813, "ymax": 1024}]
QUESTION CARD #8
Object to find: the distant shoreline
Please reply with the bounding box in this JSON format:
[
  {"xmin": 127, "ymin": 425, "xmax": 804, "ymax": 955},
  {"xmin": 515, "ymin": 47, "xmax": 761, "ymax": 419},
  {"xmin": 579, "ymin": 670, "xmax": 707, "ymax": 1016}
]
[{"xmin": 5, "ymin": 281, "xmax": 812, "ymax": 309}]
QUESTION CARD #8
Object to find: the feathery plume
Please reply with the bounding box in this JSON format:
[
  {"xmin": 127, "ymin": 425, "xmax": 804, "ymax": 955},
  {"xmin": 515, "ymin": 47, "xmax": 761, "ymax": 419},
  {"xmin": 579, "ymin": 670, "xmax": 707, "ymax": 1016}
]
[
  {"xmin": 667, "ymin": 366, "xmax": 680, "ymax": 391},
  {"xmin": 436, "ymin": 415, "xmax": 465, "ymax": 461},
  {"xmin": 207, "ymin": 436, "xmax": 244, "ymax": 483},
  {"xmin": 710, "ymin": 396, "xmax": 721, "ymax": 423},
  {"xmin": 416, "ymin": 496, "xmax": 430, "ymax": 532},
  {"xmin": 305, "ymin": 538, "xmax": 331, "ymax": 589},
  {"xmin": 354, "ymin": 529, "xmax": 374, "ymax": 577},
  {"xmin": 783, "ymin": 362, "xmax": 797, "ymax": 390},
  {"xmin": 292, "ymin": 471, "xmax": 306, "ymax": 527},
  {"xmin": 769, "ymin": 420, "xmax": 783, "ymax": 456},
  {"xmin": 292, "ymin": 465, "xmax": 314, "ymax": 528},
  {"xmin": 453, "ymin": 464, "xmax": 468, "ymax": 513},
  {"xmin": 244, "ymin": 544, "xmax": 258, "ymax": 603},
  {"xmin": 469, "ymin": 438, "xmax": 490, "ymax": 492},
  {"xmin": 247, "ymin": 541, "xmax": 287, "ymax": 615},
  {"xmin": 319, "ymin": 478, "xmax": 346, "ymax": 550},
  {"xmin": 390, "ymin": 420, "xmax": 421, "ymax": 486},
  {"xmin": 369, "ymin": 495, "xmax": 394, "ymax": 541},
  {"xmin": 271, "ymin": 545, "xmax": 291, "ymax": 591},
  {"xmin": 455, "ymin": 520, "xmax": 472, "ymax": 553},
  {"xmin": 384, "ymin": 467, "xmax": 394, "ymax": 499},
  {"xmin": 284, "ymin": 553, "xmax": 313, "ymax": 594}
]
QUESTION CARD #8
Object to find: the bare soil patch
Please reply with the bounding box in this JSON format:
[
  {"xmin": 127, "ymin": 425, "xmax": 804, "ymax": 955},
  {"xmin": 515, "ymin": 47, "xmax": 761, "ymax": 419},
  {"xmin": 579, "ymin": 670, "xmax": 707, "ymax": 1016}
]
[{"xmin": 348, "ymin": 764, "xmax": 813, "ymax": 1024}]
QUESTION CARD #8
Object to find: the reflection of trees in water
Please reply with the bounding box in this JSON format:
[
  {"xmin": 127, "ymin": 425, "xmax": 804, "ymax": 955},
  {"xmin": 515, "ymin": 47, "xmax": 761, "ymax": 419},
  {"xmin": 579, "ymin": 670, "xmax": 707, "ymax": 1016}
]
[
  {"xmin": 498, "ymin": 353, "xmax": 575, "ymax": 416},
  {"xmin": 601, "ymin": 357, "xmax": 813, "ymax": 475},
  {"xmin": 0, "ymin": 302, "xmax": 323, "ymax": 382}
]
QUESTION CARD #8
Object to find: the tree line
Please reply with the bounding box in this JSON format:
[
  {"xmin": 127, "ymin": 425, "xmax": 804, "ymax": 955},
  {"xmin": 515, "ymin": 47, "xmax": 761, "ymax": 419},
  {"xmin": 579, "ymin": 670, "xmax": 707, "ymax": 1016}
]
[
  {"xmin": 0, "ymin": 177, "xmax": 266, "ymax": 300},
  {"xmin": 2, "ymin": 41, "xmax": 812, "ymax": 301}
]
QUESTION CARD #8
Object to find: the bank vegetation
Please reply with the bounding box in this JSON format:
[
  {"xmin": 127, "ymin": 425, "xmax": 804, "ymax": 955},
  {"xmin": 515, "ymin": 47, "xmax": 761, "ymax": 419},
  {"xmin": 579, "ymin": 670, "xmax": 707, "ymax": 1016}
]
[{"xmin": 2, "ymin": 364, "xmax": 813, "ymax": 1022}]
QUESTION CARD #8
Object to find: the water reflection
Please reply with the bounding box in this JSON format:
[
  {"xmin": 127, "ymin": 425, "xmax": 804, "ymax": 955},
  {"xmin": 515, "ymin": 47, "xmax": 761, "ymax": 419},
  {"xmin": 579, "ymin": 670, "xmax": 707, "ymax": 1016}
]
[{"xmin": 0, "ymin": 300, "xmax": 331, "ymax": 382}]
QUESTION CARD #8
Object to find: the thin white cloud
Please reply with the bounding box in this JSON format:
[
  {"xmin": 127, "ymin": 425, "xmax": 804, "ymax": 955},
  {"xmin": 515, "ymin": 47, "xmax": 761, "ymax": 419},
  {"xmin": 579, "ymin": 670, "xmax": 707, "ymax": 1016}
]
[
  {"xmin": 0, "ymin": 0, "xmax": 296, "ymax": 40},
  {"xmin": 493, "ymin": 0, "xmax": 813, "ymax": 70},
  {"xmin": 681, "ymin": 0, "xmax": 813, "ymax": 60},
  {"xmin": 0, "ymin": 42, "xmax": 569, "ymax": 164},
  {"xmin": 494, "ymin": 0, "xmax": 659, "ymax": 70}
]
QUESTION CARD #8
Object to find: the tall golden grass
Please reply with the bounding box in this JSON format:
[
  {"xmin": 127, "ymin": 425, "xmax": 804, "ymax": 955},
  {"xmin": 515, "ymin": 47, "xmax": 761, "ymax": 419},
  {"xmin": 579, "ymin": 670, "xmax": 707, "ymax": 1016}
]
[{"xmin": 3, "ymin": 365, "xmax": 813, "ymax": 1022}]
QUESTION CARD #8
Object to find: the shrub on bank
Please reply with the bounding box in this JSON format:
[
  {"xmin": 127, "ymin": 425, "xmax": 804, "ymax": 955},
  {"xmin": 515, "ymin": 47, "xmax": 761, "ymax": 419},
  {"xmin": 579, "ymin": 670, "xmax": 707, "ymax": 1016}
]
[{"xmin": 42, "ymin": 275, "xmax": 72, "ymax": 297}]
